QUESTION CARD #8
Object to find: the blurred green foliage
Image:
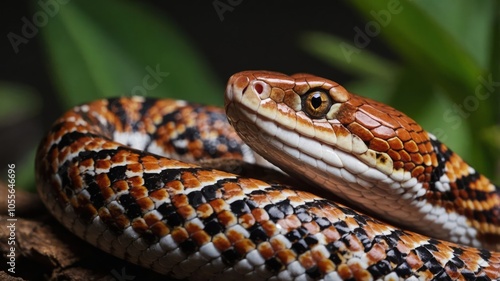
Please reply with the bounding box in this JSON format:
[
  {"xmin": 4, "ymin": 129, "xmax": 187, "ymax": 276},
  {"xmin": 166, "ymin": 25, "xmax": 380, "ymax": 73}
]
[
  {"xmin": 0, "ymin": 83, "xmax": 40, "ymax": 189},
  {"xmin": 3, "ymin": 0, "xmax": 499, "ymax": 191},
  {"xmin": 43, "ymin": 0, "xmax": 221, "ymax": 106},
  {"xmin": 301, "ymin": 0, "xmax": 499, "ymax": 181}
]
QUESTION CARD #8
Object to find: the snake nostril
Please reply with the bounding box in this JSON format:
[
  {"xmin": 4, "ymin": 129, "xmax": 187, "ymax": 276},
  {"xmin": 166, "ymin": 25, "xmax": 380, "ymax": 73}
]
[{"xmin": 254, "ymin": 82, "xmax": 264, "ymax": 95}]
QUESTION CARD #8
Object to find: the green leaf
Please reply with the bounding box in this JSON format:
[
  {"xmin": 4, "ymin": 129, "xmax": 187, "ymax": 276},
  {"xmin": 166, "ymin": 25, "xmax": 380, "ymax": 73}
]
[
  {"xmin": 342, "ymin": 78, "xmax": 396, "ymax": 104},
  {"xmin": 299, "ymin": 32, "xmax": 399, "ymax": 83},
  {"xmin": 348, "ymin": 1, "xmax": 484, "ymax": 101},
  {"xmin": 41, "ymin": 0, "xmax": 221, "ymax": 107},
  {"xmin": 411, "ymin": 0, "xmax": 495, "ymax": 69},
  {"xmin": 482, "ymin": 125, "xmax": 500, "ymax": 183}
]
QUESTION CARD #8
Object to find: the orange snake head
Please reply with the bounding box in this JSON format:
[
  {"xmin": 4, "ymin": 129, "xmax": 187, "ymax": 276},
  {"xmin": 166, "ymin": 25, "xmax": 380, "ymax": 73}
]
[{"xmin": 225, "ymin": 70, "xmax": 436, "ymax": 185}]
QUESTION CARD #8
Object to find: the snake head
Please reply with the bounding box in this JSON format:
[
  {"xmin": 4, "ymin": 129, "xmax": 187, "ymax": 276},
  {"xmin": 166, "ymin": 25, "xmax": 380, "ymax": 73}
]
[
  {"xmin": 226, "ymin": 71, "xmax": 434, "ymax": 172},
  {"xmin": 225, "ymin": 70, "xmax": 437, "ymax": 212}
]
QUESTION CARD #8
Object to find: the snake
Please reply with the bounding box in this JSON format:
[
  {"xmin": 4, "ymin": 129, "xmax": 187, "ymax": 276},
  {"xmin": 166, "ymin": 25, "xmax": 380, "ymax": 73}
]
[{"xmin": 35, "ymin": 71, "xmax": 500, "ymax": 280}]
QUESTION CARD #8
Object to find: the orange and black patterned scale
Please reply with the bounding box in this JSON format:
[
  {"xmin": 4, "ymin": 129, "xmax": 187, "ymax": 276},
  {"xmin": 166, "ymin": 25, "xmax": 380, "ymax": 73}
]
[
  {"xmin": 358, "ymin": 96, "xmax": 500, "ymax": 239},
  {"xmin": 425, "ymin": 138, "xmax": 500, "ymax": 245},
  {"xmin": 341, "ymin": 94, "xmax": 500, "ymax": 247},
  {"xmin": 36, "ymin": 96, "xmax": 500, "ymax": 280}
]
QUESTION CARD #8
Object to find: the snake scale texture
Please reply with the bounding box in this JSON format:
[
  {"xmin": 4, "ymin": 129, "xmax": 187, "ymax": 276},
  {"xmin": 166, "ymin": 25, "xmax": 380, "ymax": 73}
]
[{"xmin": 36, "ymin": 71, "xmax": 500, "ymax": 280}]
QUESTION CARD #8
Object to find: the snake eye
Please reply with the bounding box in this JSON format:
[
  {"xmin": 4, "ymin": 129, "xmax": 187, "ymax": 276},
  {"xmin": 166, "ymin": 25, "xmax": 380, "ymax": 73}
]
[{"xmin": 302, "ymin": 90, "xmax": 332, "ymax": 118}]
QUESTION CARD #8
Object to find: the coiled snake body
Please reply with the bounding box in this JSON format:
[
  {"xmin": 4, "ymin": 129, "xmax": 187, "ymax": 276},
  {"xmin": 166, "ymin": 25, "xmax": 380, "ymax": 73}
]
[{"xmin": 36, "ymin": 71, "xmax": 500, "ymax": 280}]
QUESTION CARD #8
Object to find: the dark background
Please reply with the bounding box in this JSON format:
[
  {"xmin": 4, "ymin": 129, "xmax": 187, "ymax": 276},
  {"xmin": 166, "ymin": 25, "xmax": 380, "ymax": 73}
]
[
  {"xmin": 1, "ymin": 1, "xmax": 395, "ymax": 188},
  {"xmin": 2, "ymin": 1, "xmax": 498, "ymax": 189},
  {"xmin": 2, "ymin": 1, "xmax": 392, "ymax": 125}
]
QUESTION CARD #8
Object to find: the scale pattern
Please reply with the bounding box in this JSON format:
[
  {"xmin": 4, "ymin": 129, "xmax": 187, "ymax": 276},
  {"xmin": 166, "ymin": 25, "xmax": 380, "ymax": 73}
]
[
  {"xmin": 225, "ymin": 71, "xmax": 500, "ymax": 251},
  {"xmin": 36, "ymin": 89, "xmax": 500, "ymax": 279}
]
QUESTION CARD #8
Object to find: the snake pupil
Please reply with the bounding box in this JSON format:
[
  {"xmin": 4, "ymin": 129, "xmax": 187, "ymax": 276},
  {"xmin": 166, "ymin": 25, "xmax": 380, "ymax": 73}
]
[
  {"xmin": 311, "ymin": 93, "xmax": 322, "ymax": 108},
  {"xmin": 302, "ymin": 90, "xmax": 332, "ymax": 118}
]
